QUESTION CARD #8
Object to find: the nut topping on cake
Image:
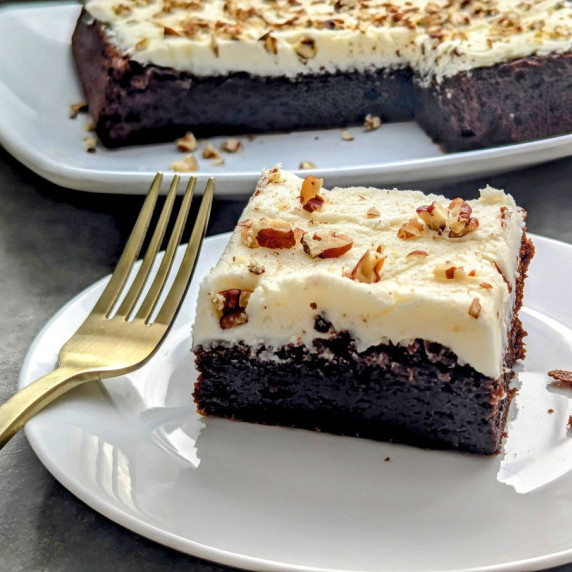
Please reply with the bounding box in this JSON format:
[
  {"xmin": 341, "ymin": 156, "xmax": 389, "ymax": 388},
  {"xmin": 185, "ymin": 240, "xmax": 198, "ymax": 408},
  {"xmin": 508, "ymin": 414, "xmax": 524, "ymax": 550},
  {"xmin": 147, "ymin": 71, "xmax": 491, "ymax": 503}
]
[
  {"xmin": 364, "ymin": 114, "xmax": 381, "ymax": 131},
  {"xmin": 366, "ymin": 207, "xmax": 380, "ymax": 218},
  {"xmin": 260, "ymin": 32, "xmax": 278, "ymax": 55},
  {"xmin": 241, "ymin": 218, "xmax": 297, "ymax": 249},
  {"xmin": 448, "ymin": 198, "xmax": 479, "ymax": 237},
  {"xmin": 294, "ymin": 37, "xmax": 317, "ymax": 60},
  {"xmin": 350, "ymin": 248, "xmax": 386, "ymax": 283},
  {"xmin": 247, "ymin": 260, "xmax": 265, "ymax": 274},
  {"xmin": 300, "ymin": 175, "xmax": 324, "ymax": 212},
  {"xmin": 407, "ymin": 250, "xmax": 428, "ymax": 257},
  {"xmin": 301, "ymin": 231, "xmax": 353, "ymax": 259},
  {"xmin": 214, "ymin": 288, "xmax": 252, "ymax": 329},
  {"xmin": 433, "ymin": 263, "xmax": 468, "ymax": 281},
  {"xmin": 171, "ymin": 153, "xmax": 199, "ymax": 172},
  {"xmin": 468, "ymin": 297, "xmax": 482, "ymax": 319},
  {"xmin": 416, "ymin": 201, "xmax": 448, "ymax": 231},
  {"xmin": 397, "ymin": 218, "xmax": 424, "ymax": 239}
]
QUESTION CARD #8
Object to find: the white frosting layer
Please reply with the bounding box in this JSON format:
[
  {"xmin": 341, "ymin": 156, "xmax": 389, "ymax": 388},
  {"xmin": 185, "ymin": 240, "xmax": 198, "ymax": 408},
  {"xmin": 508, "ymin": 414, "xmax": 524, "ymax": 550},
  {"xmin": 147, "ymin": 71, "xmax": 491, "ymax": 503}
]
[
  {"xmin": 84, "ymin": 0, "xmax": 572, "ymax": 80},
  {"xmin": 192, "ymin": 168, "xmax": 527, "ymax": 379}
]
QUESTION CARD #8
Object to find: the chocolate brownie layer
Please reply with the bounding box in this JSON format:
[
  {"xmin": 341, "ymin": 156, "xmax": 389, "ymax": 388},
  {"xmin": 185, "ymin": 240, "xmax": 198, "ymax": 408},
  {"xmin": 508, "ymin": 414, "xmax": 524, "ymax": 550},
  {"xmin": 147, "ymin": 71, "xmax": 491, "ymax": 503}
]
[
  {"xmin": 415, "ymin": 53, "xmax": 572, "ymax": 152},
  {"xmin": 194, "ymin": 233, "xmax": 534, "ymax": 455},
  {"xmin": 71, "ymin": 10, "xmax": 414, "ymax": 148}
]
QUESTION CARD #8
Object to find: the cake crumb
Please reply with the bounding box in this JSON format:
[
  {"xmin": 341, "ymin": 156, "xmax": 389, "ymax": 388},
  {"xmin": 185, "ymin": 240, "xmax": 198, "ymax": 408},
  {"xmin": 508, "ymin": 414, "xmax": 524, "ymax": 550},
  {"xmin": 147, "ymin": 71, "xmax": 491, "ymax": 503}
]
[
  {"xmin": 176, "ymin": 132, "xmax": 198, "ymax": 152},
  {"xmin": 384, "ymin": 456, "xmax": 391, "ymax": 462},
  {"xmin": 212, "ymin": 157, "xmax": 225, "ymax": 167},
  {"xmin": 548, "ymin": 408, "xmax": 554, "ymax": 414},
  {"xmin": 83, "ymin": 137, "xmax": 97, "ymax": 153},
  {"xmin": 299, "ymin": 161, "xmax": 317, "ymax": 170},
  {"xmin": 171, "ymin": 153, "xmax": 199, "ymax": 172},
  {"xmin": 221, "ymin": 138, "xmax": 242, "ymax": 153},
  {"xmin": 341, "ymin": 129, "xmax": 354, "ymax": 141},
  {"xmin": 548, "ymin": 369, "xmax": 572, "ymax": 385},
  {"xmin": 69, "ymin": 102, "xmax": 87, "ymax": 119},
  {"xmin": 364, "ymin": 114, "xmax": 382, "ymax": 131}
]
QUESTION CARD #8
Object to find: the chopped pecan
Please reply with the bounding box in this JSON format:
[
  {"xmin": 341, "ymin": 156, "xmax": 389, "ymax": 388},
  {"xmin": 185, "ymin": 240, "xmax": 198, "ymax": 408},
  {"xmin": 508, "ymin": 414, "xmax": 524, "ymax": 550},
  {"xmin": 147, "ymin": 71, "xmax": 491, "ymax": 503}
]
[
  {"xmin": 221, "ymin": 138, "xmax": 242, "ymax": 153},
  {"xmin": 294, "ymin": 37, "xmax": 317, "ymax": 60},
  {"xmin": 299, "ymin": 161, "xmax": 317, "ymax": 170},
  {"xmin": 202, "ymin": 142, "xmax": 221, "ymax": 159},
  {"xmin": 341, "ymin": 129, "xmax": 354, "ymax": 141},
  {"xmin": 468, "ymin": 297, "xmax": 481, "ymax": 318},
  {"xmin": 407, "ymin": 250, "xmax": 428, "ymax": 257},
  {"xmin": 247, "ymin": 260, "xmax": 265, "ymax": 275},
  {"xmin": 397, "ymin": 218, "xmax": 424, "ymax": 239},
  {"xmin": 213, "ymin": 289, "xmax": 252, "ymax": 329},
  {"xmin": 448, "ymin": 198, "xmax": 479, "ymax": 237},
  {"xmin": 176, "ymin": 132, "xmax": 197, "ymax": 152},
  {"xmin": 260, "ymin": 32, "xmax": 278, "ymax": 55},
  {"xmin": 241, "ymin": 218, "xmax": 296, "ymax": 249},
  {"xmin": 416, "ymin": 201, "xmax": 447, "ymax": 231},
  {"xmin": 350, "ymin": 248, "xmax": 386, "ymax": 283},
  {"xmin": 171, "ymin": 153, "xmax": 198, "ymax": 172},
  {"xmin": 301, "ymin": 231, "xmax": 353, "ymax": 259},
  {"xmin": 364, "ymin": 114, "xmax": 381, "ymax": 131},
  {"xmin": 69, "ymin": 102, "xmax": 87, "ymax": 119},
  {"xmin": 548, "ymin": 370, "xmax": 572, "ymax": 385},
  {"xmin": 300, "ymin": 175, "xmax": 324, "ymax": 213},
  {"xmin": 366, "ymin": 207, "xmax": 380, "ymax": 218},
  {"xmin": 433, "ymin": 264, "xmax": 468, "ymax": 281}
]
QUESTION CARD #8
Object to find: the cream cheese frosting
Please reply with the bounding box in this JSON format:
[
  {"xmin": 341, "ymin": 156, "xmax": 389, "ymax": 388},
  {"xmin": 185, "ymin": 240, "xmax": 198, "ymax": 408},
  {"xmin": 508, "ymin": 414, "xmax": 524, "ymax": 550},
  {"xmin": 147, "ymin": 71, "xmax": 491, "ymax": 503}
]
[
  {"xmin": 83, "ymin": 0, "xmax": 572, "ymax": 81},
  {"xmin": 192, "ymin": 167, "xmax": 526, "ymax": 379}
]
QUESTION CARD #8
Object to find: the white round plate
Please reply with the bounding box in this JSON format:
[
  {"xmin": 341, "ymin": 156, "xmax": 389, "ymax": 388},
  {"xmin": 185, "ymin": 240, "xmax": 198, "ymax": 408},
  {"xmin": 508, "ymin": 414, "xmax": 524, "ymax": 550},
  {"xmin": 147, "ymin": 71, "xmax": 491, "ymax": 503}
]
[
  {"xmin": 20, "ymin": 233, "xmax": 572, "ymax": 572},
  {"xmin": 2, "ymin": 3, "xmax": 572, "ymax": 195}
]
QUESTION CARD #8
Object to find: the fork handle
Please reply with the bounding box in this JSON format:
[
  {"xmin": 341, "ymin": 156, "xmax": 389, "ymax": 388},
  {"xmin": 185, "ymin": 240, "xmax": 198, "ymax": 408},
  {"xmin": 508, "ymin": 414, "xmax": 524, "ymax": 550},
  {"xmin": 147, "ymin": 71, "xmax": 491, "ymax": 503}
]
[{"xmin": 0, "ymin": 366, "xmax": 95, "ymax": 449}]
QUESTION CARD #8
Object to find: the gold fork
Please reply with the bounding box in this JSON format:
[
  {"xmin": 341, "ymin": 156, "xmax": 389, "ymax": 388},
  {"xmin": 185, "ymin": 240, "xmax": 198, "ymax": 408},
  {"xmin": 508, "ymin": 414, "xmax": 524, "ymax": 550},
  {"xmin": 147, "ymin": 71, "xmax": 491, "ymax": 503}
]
[{"xmin": 0, "ymin": 173, "xmax": 214, "ymax": 449}]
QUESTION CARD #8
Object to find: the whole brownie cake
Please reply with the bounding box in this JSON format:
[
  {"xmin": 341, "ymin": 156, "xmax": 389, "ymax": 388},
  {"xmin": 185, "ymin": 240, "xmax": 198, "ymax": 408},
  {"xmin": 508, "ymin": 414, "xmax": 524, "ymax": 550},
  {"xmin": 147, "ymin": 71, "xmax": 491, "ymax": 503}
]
[
  {"xmin": 72, "ymin": 0, "xmax": 572, "ymax": 150},
  {"xmin": 192, "ymin": 166, "xmax": 534, "ymax": 455}
]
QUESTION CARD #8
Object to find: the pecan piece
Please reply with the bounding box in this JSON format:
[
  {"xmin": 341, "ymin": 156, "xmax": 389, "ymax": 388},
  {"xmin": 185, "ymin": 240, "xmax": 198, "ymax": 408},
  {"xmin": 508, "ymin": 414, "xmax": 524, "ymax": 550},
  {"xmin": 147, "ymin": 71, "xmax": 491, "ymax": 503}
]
[
  {"xmin": 350, "ymin": 248, "xmax": 386, "ymax": 283},
  {"xmin": 416, "ymin": 201, "xmax": 448, "ymax": 231},
  {"xmin": 468, "ymin": 297, "xmax": 481, "ymax": 319},
  {"xmin": 397, "ymin": 218, "xmax": 424, "ymax": 239},
  {"xmin": 301, "ymin": 231, "xmax": 353, "ymax": 259},
  {"xmin": 433, "ymin": 264, "xmax": 468, "ymax": 281},
  {"xmin": 176, "ymin": 132, "xmax": 197, "ymax": 152},
  {"xmin": 294, "ymin": 37, "xmax": 317, "ymax": 60},
  {"xmin": 213, "ymin": 289, "xmax": 252, "ymax": 329},
  {"xmin": 300, "ymin": 175, "xmax": 324, "ymax": 213},
  {"xmin": 448, "ymin": 198, "xmax": 479, "ymax": 237},
  {"xmin": 241, "ymin": 218, "xmax": 296, "ymax": 249}
]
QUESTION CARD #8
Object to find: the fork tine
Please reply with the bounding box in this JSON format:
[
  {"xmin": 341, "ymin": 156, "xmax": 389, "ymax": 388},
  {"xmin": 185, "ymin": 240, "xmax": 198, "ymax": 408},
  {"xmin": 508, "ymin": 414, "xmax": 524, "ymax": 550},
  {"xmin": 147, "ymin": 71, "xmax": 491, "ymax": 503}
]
[
  {"xmin": 154, "ymin": 178, "xmax": 214, "ymax": 326},
  {"xmin": 135, "ymin": 176, "xmax": 198, "ymax": 323},
  {"xmin": 115, "ymin": 175, "xmax": 180, "ymax": 318},
  {"xmin": 93, "ymin": 173, "xmax": 163, "ymax": 317}
]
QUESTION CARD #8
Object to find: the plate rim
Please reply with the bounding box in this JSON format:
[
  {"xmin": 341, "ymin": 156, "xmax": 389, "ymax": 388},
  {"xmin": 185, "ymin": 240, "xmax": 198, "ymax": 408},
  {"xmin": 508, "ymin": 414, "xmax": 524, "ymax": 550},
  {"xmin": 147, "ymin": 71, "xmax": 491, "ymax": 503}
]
[
  {"xmin": 15, "ymin": 231, "xmax": 572, "ymax": 572},
  {"xmin": 2, "ymin": 1, "xmax": 572, "ymax": 195}
]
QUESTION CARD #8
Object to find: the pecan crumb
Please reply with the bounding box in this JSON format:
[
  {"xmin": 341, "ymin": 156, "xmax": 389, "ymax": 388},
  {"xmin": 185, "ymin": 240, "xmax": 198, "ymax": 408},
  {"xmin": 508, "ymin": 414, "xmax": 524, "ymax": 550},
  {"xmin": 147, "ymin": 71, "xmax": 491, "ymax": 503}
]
[
  {"xmin": 300, "ymin": 175, "xmax": 324, "ymax": 213},
  {"xmin": 247, "ymin": 260, "xmax": 265, "ymax": 275},
  {"xmin": 260, "ymin": 32, "xmax": 278, "ymax": 55},
  {"xmin": 350, "ymin": 248, "xmax": 386, "ymax": 283},
  {"xmin": 299, "ymin": 161, "xmax": 317, "ymax": 170},
  {"xmin": 294, "ymin": 36, "xmax": 317, "ymax": 60},
  {"xmin": 221, "ymin": 138, "xmax": 242, "ymax": 153},
  {"xmin": 548, "ymin": 409, "xmax": 554, "ymax": 414},
  {"xmin": 468, "ymin": 297, "xmax": 481, "ymax": 319},
  {"xmin": 176, "ymin": 132, "xmax": 198, "ymax": 152},
  {"xmin": 202, "ymin": 142, "xmax": 222, "ymax": 159},
  {"xmin": 397, "ymin": 218, "xmax": 424, "ymax": 239},
  {"xmin": 548, "ymin": 369, "xmax": 572, "ymax": 385},
  {"xmin": 83, "ymin": 137, "xmax": 97, "ymax": 153},
  {"xmin": 310, "ymin": 302, "xmax": 317, "ymax": 310},
  {"xmin": 480, "ymin": 282, "xmax": 493, "ymax": 289},
  {"xmin": 301, "ymin": 231, "xmax": 353, "ymax": 259},
  {"xmin": 241, "ymin": 218, "xmax": 296, "ymax": 249},
  {"xmin": 213, "ymin": 289, "xmax": 252, "ymax": 330},
  {"xmin": 366, "ymin": 207, "xmax": 380, "ymax": 218},
  {"xmin": 364, "ymin": 114, "xmax": 381, "ymax": 131},
  {"xmin": 407, "ymin": 250, "xmax": 428, "ymax": 257},
  {"xmin": 171, "ymin": 153, "xmax": 199, "ymax": 172},
  {"xmin": 69, "ymin": 102, "xmax": 87, "ymax": 119},
  {"xmin": 341, "ymin": 129, "xmax": 354, "ymax": 141},
  {"xmin": 433, "ymin": 264, "xmax": 467, "ymax": 281},
  {"xmin": 568, "ymin": 415, "xmax": 572, "ymax": 430},
  {"xmin": 384, "ymin": 456, "xmax": 391, "ymax": 462}
]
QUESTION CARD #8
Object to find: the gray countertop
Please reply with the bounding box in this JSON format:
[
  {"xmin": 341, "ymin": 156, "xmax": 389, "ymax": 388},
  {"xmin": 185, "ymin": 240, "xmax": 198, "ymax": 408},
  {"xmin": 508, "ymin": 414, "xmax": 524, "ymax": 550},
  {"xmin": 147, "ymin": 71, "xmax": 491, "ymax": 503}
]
[{"xmin": 2, "ymin": 2, "xmax": 572, "ymax": 568}]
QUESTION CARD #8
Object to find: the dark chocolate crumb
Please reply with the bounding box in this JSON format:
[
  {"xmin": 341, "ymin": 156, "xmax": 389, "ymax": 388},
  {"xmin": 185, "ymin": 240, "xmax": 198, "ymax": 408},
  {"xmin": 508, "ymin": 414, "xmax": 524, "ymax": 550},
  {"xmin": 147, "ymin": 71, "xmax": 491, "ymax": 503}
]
[
  {"xmin": 548, "ymin": 409, "xmax": 554, "ymax": 414},
  {"xmin": 310, "ymin": 302, "xmax": 317, "ymax": 310},
  {"xmin": 314, "ymin": 314, "xmax": 332, "ymax": 333},
  {"xmin": 384, "ymin": 456, "xmax": 391, "ymax": 462}
]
